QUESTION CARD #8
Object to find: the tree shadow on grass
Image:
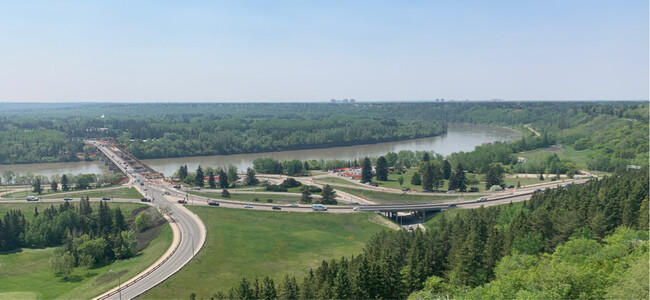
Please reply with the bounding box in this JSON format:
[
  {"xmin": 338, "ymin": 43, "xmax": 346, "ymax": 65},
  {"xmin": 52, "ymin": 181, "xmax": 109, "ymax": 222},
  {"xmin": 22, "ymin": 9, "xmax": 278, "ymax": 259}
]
[{"xmin": 61, "ymin": 275, "xmax": 83, "ymax": 283}]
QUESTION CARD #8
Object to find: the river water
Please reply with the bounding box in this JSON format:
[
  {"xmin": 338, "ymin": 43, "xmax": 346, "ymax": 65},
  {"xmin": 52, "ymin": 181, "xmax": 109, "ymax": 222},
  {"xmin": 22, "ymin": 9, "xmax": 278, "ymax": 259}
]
[{"xmin": 0, "ymin": 123, "xmax": 520, "ymax": 178}]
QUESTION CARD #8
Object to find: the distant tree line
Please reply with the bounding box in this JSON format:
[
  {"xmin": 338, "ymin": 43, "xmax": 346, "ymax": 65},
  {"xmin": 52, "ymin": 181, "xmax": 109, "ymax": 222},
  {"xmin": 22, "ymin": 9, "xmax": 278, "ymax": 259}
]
[{"xmin": 203, "ymin": 169, "xmax": 648, "ymax": 299}]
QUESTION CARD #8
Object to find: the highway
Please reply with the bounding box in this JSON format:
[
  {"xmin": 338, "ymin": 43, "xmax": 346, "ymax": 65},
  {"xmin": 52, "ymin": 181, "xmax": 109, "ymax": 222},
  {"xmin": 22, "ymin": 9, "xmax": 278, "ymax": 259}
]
[
  {"xmin": 86, "ymin": 141, "xmax": 207, "ymax": 300},
  {"xmin": 23, "ymin": 139, "xmax": 586, "ymax": 299}
]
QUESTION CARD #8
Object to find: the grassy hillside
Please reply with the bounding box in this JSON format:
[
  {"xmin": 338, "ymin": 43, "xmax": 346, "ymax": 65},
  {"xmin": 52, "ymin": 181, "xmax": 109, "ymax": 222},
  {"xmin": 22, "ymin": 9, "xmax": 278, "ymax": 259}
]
[{"xmin": 143, "ymin": 207, "xmax": 388, "ymax": 299}]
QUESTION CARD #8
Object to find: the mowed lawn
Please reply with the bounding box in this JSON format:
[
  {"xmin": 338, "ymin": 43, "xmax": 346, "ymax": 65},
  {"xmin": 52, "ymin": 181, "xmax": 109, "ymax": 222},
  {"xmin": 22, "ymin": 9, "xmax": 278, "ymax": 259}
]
[
  {"xmin": 0, "ymin": 203, "xmax": 173, "ymax": 300},
  {"xmin": 143, "ymin": 207, "xmax": 388, "ymax": 299}
]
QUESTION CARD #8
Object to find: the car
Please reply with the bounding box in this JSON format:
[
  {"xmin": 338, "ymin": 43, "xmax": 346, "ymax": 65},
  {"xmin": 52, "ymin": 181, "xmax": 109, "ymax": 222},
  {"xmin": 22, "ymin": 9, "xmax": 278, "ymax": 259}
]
[
  {"xmin": 353, "ymin": 207, "xmax": 361, "ymax": 211},
  {"xmin": 140, "ymin": 198, "xmax": 152, "ymax": 202},
  {"xmin": 448, "ymin": 204, "xmax": 457, "ymax": 208},
  {"xmin": 164, "ymin": 191, "xmax": 171, "ymax": 195},
  {"xmin": 143, "ymin": 188, "xmax": 147, "ymax": 191},
  {"xmin": 401, "ymin": 188, "xmax": 410, "ymax": 191},
  {"xmin": 476, "ymin": 197, "xmax": 487, "ymax": 202},
  {"xmin": 102, "ymin": 197, "xmax": 111, "ymax": 200},
  {"xmin": 408, "ymin": 225, "xmax": 414, "ymax": 231},
  {"xmin": 244, "ymin": 204, "xmax": 253, "ymax": 208},
  {"xmin": 507, "ymin": 185, "xmax": 515, "ymax": 189},
  {"xmin": 208, "ymin": 201, "xmax": 220, "ymax": 206},
  {"xmin": 193, "ymin": 186, "xmax": 201, "ymax": 191},
  {"xmin": 178, "ymin": 199, "xmax": 187, "ymax": 204},
  {"xmin": 173, "ymin": 185, "xmax": 181, "ymax": 189},
  {"xmin": 272, "ymin": 206, "xmax": 282, "ymax": 210},
  {"xmin": 563, "ymin": 183, "xmax": 571, "ymax": 187},
  {"xmin": 446, "ymin": 190, "xmax": 456, "ymax": 194},
  {"xmin": 534, "ymin": 188, "xmax": 542, "ymax": 192},
  {"xmin": 140, "ymin": 182, "xmax": 145, "ymax": 186},
  {"xmin": 289, "ymin": 203, "xmax": 299, "ymax": 207},
  {"xmin": 63, "ymin": 197, "xmax": 73, "ymax": 201},
  {"xmin": 26, "ymin": 196, "xmax": 39, "ymax": 201}
]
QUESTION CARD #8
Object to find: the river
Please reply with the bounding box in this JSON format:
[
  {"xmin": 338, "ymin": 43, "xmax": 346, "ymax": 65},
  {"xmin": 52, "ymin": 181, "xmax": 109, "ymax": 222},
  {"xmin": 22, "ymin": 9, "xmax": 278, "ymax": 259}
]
[{"xmin": 0, "ymin": 123, "xmax": 520, "ymax": 178}]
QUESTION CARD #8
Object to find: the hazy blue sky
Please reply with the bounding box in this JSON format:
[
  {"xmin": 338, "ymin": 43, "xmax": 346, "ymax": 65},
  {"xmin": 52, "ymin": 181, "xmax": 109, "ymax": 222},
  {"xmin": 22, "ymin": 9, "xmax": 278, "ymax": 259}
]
[{"xmin": 0, "ymin": 1, "xmax": 647, "ymax": 102}]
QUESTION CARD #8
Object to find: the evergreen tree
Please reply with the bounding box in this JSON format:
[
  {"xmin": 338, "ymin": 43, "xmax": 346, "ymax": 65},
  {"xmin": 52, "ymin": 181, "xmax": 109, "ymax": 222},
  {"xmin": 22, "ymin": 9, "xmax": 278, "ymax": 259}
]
[
  {"xmin": 455, "ymin": 163, "xmax": 467, "ymax": 192},
  {"xmin": 178, "ymin": 165, "xmax": 188, "ymax": 181},
  {"xmin": 218, "ymin": 169, "xmax": 229, "ymax": 188},
  {"xmin": 361, "ymin": 157, "xmax": 373, "ymax": 183},
  {"xmin": 245, "ymin": 168, "xmax": 258, "ymax": 186},
  {"xmin": 300, "ymin": 186, "xmax": 313, "ymax": 204},
  {"xmin": 376, "ymin": 156, "xmax": 388, "ymax": 181},
  {"xmin": 260, "ymin": 276, "xmax": 277, "ymax": 300},
  {"xmin": 411, "ymin": 171, "xmax": 421, "ymax": 185},
  {"xmin": 420, "ymin": 162, "xmax": 433, "ymax": 191},
  {"xmin": 34, "ymin": 206, "xmax": 39, "ymax": 217},
  {"xmin": 32, "ymin": 178, "xmax": 42, "ymax": 195},
  {"xmin": 279, "ymin": 274, "xmax": 299, "ymax": 300},
  {"xmin": 227, "ymin": 165, "xmax": 238, "ymax": 184},
  {"xmin": 195, "ymin": 165, "xmax": 204, "ymax": 187},
  {"xmin": 422, "ymin": 152, "xmax": 430, "ymax": 162},
  {"xmin": 485, "ymin": 163, "xmax": 505, "ymax": 189},
  {"xmin": 208, "ymin": 171, "xmax": 216, "ymax": 189},
  {"xmin": 320, "ymin": 185, "xmax": 337, "ymax": 205},
  {"xmin": 50, "ymin": 180, "xmax": 58, "ymax": 192},
  {"xmin": 443, "ymin": 160, "xmax": 452, "ymax": 180},
  {"xmin": 61, "ymin": 175, "xmax": 69, "ymax": 191}
]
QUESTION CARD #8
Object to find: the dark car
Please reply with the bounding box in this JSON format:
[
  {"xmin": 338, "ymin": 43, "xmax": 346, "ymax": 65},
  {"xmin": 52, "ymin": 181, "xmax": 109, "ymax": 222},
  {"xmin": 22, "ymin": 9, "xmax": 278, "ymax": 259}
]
[
  {"xmin": 208, "ymin": 201, "xmax": 220, "ymax": 206},
  {"xmin": 272, "ymin": 206, "xmax": 282, "ymax": 210},
  {"xmin": 63, "ymin": 197, "xmax": 73, "ymax": 201},
  {"xmin": 102, "ymin": 197, "xmax": 111, "ymax": 200},
  {"xmin": 178, "ymin": 199, "xmax": 187, "ymax": 204},
  {"xmin": 534, "ymin": 188, "xmax": 542, "ymax": 192},
  {"xmin": 173, "ymin": 185, "xmax": 181, "ymax": 189},
  {"xmin": 140, "ymin": 198, "xmax": 152, "ymax": 202},
  {"xmin": 448, "ymin": 204, "xmax": 457, "ymax": 208},
  {"xmin": 507, "ymin": 185, "xmax": 515, "ymax": 189},
  {"xmin": 401, "ymin": 188, "xmax": 409, "ymax": 191}
]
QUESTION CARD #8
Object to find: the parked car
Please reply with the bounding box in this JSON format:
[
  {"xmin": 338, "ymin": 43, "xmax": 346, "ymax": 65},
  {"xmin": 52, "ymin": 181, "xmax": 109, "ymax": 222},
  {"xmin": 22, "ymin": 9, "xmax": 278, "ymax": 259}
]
[
  {"xmin": 178, "ymin": 199, "xmax": 187, "ymax": 204},
  {"xmin": 102, "ymin": 197, "xmax": 111, "ymax": 200},
  {"xmin": 208, "ymin": 201, "xmax": 220, "ymax": 206},
  {"xmin": 140, "ymin": 198, "xmax": 152, "ymax": 202},
  {"xmin": 401, "ymin": 188, "xmax": 410, "ymax": 191},
  {"xmin": 408, "ymin": 225, "xmax": 414, "ymax": 231},
  {"xmin": 476, "ymin": 197, "xmax": 487, "ymax": 202},
  {"xmin": 244, "ymin": 204, "xmax": 253, "ymax": 208},
  {"xmin": 63, "ymin": 197, "xmax": 73, "ymax": 201},
  {"xmin": 272, "ymin": 206, "xmax": 282, "ymax": 210},
  {"xmin": 173, "ymin": 185, "xmax": 181, "ymax": 189}
]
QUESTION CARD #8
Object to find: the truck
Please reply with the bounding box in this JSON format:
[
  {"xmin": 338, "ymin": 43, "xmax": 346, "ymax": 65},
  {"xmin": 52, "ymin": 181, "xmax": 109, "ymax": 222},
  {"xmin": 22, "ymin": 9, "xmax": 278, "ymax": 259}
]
[{"xmin": 312, "ymin": 204, "xmax": 327, "ymax": 211}]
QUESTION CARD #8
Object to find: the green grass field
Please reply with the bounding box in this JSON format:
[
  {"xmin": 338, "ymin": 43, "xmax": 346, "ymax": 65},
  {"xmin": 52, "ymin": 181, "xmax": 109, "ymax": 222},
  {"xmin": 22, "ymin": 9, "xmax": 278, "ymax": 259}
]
[
  {"xmin": 143, "ymin": 207, "xmax": 388, "ymax": 299},
  {"xmin": 189, "ymin": 190, "xmax": 302, "ymax": 204},
  {"xmin": 39, "ymin": 187, "xmax": 143, "ymax": 200},
  {"xmin": 517, "ymin": 144, "xmax": 597, "ymax": 169},
  {"xmin": 0, "ymin": 203, "xmax": 173, "ymax": 300},
  {"xmin": 342, "ymin": 187, "xmax": 475, "ymax": 204}
]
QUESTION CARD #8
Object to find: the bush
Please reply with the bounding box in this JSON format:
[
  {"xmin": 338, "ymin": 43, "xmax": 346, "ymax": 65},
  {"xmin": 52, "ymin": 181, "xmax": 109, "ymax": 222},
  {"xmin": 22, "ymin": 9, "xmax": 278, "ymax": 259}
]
[
  {"xmin": 221, "ymin": 189, "xmax": 231, "ymax": 197},
  {"xmin": 254, "ymin": 198, "xmax": 259, "ymax": 202},
  {"xmin": 135, "ymin": 212, "xmax": 151, "ymax": 232},
  {"xmin": 267, "ymin": 199, "xmax": 273, "ymax": 203},
  {"xmin": 265, "ymin": 184, "xmax": 288, "ymax": 192},
  {"xmin": 280, "ymin": 178, "xmax": 302, "ymax": 188}
]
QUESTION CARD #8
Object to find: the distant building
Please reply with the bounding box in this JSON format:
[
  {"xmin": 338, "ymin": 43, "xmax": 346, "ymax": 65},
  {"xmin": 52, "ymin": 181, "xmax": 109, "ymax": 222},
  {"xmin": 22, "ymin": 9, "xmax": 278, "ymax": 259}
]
[
  {"xmin": 330, "ymin": 99, "xmax": 336, "ymax": 103},
  {"xmin": 342, "ymin": 99, "xmax": 349, "ymax": 103},
  {"xmin": 350, "ymin": 99, "xmax": 355, "ymax": 103}
]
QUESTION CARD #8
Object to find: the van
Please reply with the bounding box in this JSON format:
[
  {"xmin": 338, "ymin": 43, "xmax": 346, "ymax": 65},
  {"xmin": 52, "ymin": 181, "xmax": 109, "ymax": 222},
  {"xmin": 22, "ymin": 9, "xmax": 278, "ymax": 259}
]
[{"xmin": 312, "ymin": 204, "xmax": 327, "ymax": 211}]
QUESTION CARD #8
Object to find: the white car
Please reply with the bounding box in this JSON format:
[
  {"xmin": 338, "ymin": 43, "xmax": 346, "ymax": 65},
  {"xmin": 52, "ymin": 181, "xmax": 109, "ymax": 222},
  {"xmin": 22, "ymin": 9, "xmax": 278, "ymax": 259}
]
[
  {"xmin": 289, "ymin": 203, "xmax": 299, "ymax": 207},
  {"xmin": 244, "ymin": 204, "xmax": 253, "ymax": 208},
  {"xmin": 476, "ymin": 197, "xmax": 487, "ymax": 202},
  {"xmin": 353, "ymin": 207, "xmax": 360, "ymax": 211}
]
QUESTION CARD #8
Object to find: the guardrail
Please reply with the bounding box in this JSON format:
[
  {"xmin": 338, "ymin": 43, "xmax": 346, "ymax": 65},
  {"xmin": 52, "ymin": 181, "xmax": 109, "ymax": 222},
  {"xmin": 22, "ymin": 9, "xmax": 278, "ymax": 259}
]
[{"xmin": 96, "ymin": 214, "xmax": 183, "ymax": 300}]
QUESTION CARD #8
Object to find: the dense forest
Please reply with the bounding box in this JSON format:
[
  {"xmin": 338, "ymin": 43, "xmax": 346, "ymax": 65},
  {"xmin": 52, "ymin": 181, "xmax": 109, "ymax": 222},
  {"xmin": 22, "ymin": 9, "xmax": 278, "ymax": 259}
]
[
  {"xmin": 0, "ymin": 102, "xmax": 646, "ymax": 168},
  {"xmin": 206, "ymin": 169, "xmax": 648, "ymax": 299}
]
